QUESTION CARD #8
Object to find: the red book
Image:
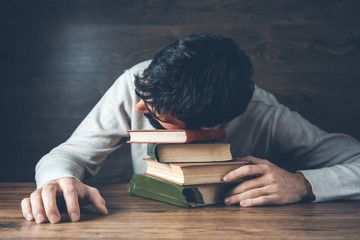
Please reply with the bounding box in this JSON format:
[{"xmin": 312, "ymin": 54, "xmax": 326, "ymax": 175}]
[{"xmin": 126, "ymin": 129, "xmax": 226, "ymax": 143}]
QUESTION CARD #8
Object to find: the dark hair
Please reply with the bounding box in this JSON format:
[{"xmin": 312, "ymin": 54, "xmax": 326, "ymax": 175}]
[{"xmin": 135, "ymin": 33, "xmax": 254, "ymax": 129}]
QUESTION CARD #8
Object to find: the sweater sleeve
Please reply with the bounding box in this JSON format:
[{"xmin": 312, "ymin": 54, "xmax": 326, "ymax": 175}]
[
  {"xmin": 35, "ymin": 68, "xmax": 138, "ymax": 188},
  {"xmin": 271, "ymin": 105, "xmax": 360, "ymax": 202}
]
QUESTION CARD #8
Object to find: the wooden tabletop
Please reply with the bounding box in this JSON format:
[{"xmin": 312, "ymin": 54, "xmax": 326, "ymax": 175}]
[{"xmin": 1, "ymin": 182, "xmax": 359, "ymax": 239}]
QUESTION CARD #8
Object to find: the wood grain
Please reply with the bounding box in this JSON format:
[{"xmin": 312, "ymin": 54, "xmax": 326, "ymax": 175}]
[{"xmin": 0, "ymin": 182, "xmax": 359, "ymax": 239}]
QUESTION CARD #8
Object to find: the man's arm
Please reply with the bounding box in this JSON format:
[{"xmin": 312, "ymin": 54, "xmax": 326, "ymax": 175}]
[
  {"xmin": 271, "ymin": 107, "xmax": 360, "ymax": 202},
  {"xmin": 35, "ymin": 69, "xmax": 136, "ymax": 187},
  {"xmin": 223, "ymin": 96, "xmax": 360, "ymax": 206},
  {"xmin": 21, "ymin": 62, "xmax": 147, "ymax": 223}
]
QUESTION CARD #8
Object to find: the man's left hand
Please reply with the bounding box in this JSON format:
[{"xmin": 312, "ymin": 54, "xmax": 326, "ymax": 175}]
[{"xmin": 223, "ymin": 156, "xmax": 314, "ymax": 207}]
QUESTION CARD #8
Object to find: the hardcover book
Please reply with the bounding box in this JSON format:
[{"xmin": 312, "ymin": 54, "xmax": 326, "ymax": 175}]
[
  {"xmin": 144, "ymin": 158, "xmax": 249, "ymax": 185},
  {"xmin": 127, "ymin": 129, "xmax": 226, "ymax": 143},
  {"xmin": 129, "ymin": 174, "xmax": 238, "ymax": 208},
  {"xmin": 147, "ymin": 142, "xmax": 232, "ymax": 163}
]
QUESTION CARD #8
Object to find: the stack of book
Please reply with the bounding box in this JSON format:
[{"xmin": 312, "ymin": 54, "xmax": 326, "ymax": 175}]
[{"xmin": 126, "ymin": 129, "xmax": 248, "ymax": 208}]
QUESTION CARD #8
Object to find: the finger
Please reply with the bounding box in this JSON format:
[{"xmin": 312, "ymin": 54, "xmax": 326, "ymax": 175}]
[
  {"xmin": 85, "ymin": 187, "xmax": 108, "ymax": 215},
  {"xmin": 61, "ymin": 183, "xmax": 80, "ymax": 222},
  {"xmin": 30, "ymin": 190, "xmax": 47, "ymax": 223},
  {"xmin": 235, "ymin": 156, "xmax": 271, "ymax": 165},
  {"xmin": 225, "ymin": 186, "xmax": 271, "ymax": 205},
  {"xmin": 21, "ymin": 198, "xmax": 34, "ymax": 221},
  {"xmin": 223, "ymin": 164, "xmax": 268, "ymax": 182},
  {"xmin": 239, "ymin": 195, "xmax": 278, "ymax": 207},
  {"xmin": 41, "ymin": 183, "xmax": 61, "ymax": 223},
  {"xmin": 227, "ymin": 176, "xmax": 267, "ymax": 196}
]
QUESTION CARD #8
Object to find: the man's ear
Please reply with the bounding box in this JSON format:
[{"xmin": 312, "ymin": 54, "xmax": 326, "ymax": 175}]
[{"xmin": 135, "ymin": 100, "xmax": 151, "ymax": 114}]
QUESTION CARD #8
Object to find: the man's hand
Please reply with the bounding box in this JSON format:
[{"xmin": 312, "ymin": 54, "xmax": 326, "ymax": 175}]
[
  {"xmin": 21, "ymin": 177, "xmax": 108, "ymax": 224},
  {"xmin": 223, "ymin": 156, "xmax": 315, "ymax": 207}
]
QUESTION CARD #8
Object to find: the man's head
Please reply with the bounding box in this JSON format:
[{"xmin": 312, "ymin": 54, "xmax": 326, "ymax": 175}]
[{"xmin": 135, "ymin": 33, "xmax": 254, "ymax": 129}]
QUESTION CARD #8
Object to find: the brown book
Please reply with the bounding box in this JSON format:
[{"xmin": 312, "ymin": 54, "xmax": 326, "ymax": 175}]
[
  {"xmin": 147, "ymin": 142, "xmax": 232, "ymax": 163},
  {"xmin": 127, "ymin": 129, "xmax": 226, "ymax": 143},
  {"xmin": 144, "ymin": 158, "xmax": 249, "ymax": 186}
]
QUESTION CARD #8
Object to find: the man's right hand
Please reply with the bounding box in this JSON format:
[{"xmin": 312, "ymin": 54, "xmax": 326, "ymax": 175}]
[{"xmin": 21, "ymin": 177, "xmax": 108, "ymax": 224}]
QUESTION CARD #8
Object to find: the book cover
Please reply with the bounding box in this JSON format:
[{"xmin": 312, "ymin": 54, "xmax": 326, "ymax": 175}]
[
  {"xmin": 127, "ymin": 129, "xmax": 226, "ymax": 143},
  {"xmin": 147, "ymin": 142, "xmax": 232, "ymax": 163},
  {"xmin": 144, "ymin": 158, "xmax": 249, "ymax": 185},
  {"xmin": 129, "ymin": 174, "xmax": 238, "ymax": 208}
]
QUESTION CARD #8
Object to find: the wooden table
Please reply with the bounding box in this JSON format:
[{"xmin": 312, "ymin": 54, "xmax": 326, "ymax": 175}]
[{"xmin": 1, "ymin": 183, "xmax": 359, "ymax": 239}]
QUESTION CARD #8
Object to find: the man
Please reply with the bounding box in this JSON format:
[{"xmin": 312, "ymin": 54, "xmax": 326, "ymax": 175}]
[{"xmin": 21, "ymin": 34, "xmax": 360, "ymax": 224}]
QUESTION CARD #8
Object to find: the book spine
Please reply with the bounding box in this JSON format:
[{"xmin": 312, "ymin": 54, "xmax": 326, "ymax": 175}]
[
  {"xmin": 146, "ymin": 143, "xmax": 159, "ymax": 161},
  {"xmin": 184, "ymin": 129, "xmax": 226, "ymax": 143}
]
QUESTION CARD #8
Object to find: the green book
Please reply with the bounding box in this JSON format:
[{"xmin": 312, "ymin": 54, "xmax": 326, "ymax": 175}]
[
  {"xmin": 147, "ymin": 142, "xmax": 232, "ymax": 163},
  {"xmin": 129, "ymin": 174, "xmax": 238, "ymax": 208}
]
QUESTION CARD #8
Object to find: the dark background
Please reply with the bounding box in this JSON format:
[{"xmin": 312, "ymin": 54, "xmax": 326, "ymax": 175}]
[{"xmin": 1, "ymin": 0, "xmax": 360, "ymax": 183}]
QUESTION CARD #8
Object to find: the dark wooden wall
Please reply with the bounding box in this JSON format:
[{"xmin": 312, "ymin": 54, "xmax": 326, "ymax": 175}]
[{"xmin": 1, "ymin": 0, "xmax": 360, "ymax": 182}]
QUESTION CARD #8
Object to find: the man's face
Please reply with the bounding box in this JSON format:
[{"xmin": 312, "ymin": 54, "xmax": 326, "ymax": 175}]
[{"xmin": 135, "ymin": 99, "xmax": 187, "ymax": 129}]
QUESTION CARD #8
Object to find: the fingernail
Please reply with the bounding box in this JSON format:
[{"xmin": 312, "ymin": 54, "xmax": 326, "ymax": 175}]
[
  {"xmin": 70, "ymin": 212, "xmax": 79, "ymax": 222},
  {"xmin": 224, "ymin": 198, "xmax": 232, "ymax": 205},
  {"xmin": 49, "ymin": 214, "xmax": 59, "ymax": 223},
  {"xmin": 223, "ymin": 175, "xmax": 230, "ymax": 182},
  {"xmin": 26, "ymin": 213, "xmax": 33, "ymax": 221},
  {"xmin": 36, "ymin": 213, "xmax": 45, "ymax": 223}
]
